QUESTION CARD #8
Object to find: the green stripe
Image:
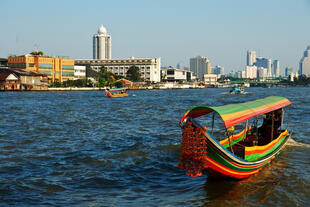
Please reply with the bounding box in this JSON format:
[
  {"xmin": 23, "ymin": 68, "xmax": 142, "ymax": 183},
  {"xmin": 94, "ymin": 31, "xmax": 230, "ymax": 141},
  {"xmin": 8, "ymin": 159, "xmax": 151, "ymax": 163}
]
[
  {"xmin": 222, "ymin": 134, "xmax": 245, "ymax": 148},
  {"xmin": 207, "ymin": 143, "xmax": 266, "ymax": 172},
  {"xmin": 244, "ymin": 135, "xmax": 287, "ymax": 161},
  {"xmin": 188, "ymin": 96, "xmax": 288, "ymax": 117},
  {"xmin": 213, "ymin": 96, "xmax": 286, "ymax": 115}
]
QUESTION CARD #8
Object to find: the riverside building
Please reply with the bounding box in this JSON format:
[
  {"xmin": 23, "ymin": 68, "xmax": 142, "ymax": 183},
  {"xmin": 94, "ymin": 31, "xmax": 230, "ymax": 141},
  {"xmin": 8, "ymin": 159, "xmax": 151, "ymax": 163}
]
[
  {"xmin": 75, "ymin": 57, "xmax": 161, "ymax": 82},
  {"xmin": 8, "ymin": 54, "xmax": 74, "ymax": 83},
  {"xmin": 161, "ymin": 67, "xmax": 195, "ymax": 82},
  {"xmin": 93, "ymin": 25, "xmax": 112, "ymax": 60},
  {"xmin": 189, "ymin": 56, "xmax": 212, "ymax": 80}
]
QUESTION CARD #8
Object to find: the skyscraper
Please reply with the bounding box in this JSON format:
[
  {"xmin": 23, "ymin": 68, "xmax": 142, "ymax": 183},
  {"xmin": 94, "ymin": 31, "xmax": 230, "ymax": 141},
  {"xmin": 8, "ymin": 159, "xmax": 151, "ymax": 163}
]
[
  {"xmin": 213, "ymin": 65, "xmax": 224, "ymax": 75},
  {"xmin": 93, "ymin": 25, "xmax": 112, "ymax": 60},
  {"xmin": 299, "ymin": 46, "xmax": 310, "ymax": 76},
  {"xmin": 285, "ymin": 67, "xmax": 293, "ymax": 77},
  {"xmin": 273, "ymin": 60, "xmax": 280, "ymax": 77},
  {"xmin": 247, "ymin": 50, "xmax": 256, "ymax": 66},
  {"xmin": 190, "ymin": 56, "xmax": 211, "ymax": 80},
  {"xmin": 254, "ymin": 57, "xmax": 272, "ymax": 77}
]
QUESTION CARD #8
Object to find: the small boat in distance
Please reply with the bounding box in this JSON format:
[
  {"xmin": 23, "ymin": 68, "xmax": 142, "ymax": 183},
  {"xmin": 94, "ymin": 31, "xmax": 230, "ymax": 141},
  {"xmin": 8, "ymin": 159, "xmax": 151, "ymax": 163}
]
[
  {"xmin": 178, "ymin": 96, "xmax": 292, "ymax": 179},
  {"xmin": 105, "ymin": 87, "xmax": 129, "ymax": 98},
  {"xmin": 229, "ymin": 86, "xmax": 246, "ymax": 94}
]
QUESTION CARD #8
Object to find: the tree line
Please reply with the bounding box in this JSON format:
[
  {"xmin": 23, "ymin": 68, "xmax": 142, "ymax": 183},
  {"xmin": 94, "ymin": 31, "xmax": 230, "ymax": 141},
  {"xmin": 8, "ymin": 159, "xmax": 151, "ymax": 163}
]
[{"xmin": 51, "ymin": 65, "xmax": 142, "ymax": 87}]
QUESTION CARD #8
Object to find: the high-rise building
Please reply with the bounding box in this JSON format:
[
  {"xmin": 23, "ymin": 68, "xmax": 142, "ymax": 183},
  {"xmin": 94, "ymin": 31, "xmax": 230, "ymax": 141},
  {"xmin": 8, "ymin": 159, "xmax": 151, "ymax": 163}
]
[
  {"xmin": 254, "ymin": 57, "xmax": 272, "ymax": 77},
  {"xmin": 273, "ymin": 60, "xmax": 280, "ymax": 77},
  {"xmin": 245, "ymin": 65, "xmax": 257, "ymax": 79},
  {"xmin": 213, "ymin": 65, "xmax": 224, "ymax": 75},
  {"xmin": 189, "ymin": 56, "xmax": 211, "ymax": 80},
  {"xmin": 93, "ymin": 25, "xmax": 112, "ymax": 60},
  {"xmin": 299, "ymin": 46, "xmax": 310, "ymax": 76},
  {"xmin": 285, "ymin": 67, "xmax": 293, "ymax": 77},
  {"xmin": 257, "ymin": 67, "xmax": 268, "ymax": 79},
  {"xmin": 247, "ymin": 50, "xmax": 256, "ymax": 66}
]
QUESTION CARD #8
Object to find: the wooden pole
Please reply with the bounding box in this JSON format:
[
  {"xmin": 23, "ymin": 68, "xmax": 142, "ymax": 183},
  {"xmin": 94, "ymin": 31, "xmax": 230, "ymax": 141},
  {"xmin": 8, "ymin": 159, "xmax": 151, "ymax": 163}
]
[
  {"xmin": 243, "ymin": 120, "xmax": 248, "ymax": 141},
  {"xmin": 271, "ymin": 112, "xmax": 274, "ymax": 141},
  {"xmin": 211, "ymin": 112, "xmax": 215, "ymax": 136}
]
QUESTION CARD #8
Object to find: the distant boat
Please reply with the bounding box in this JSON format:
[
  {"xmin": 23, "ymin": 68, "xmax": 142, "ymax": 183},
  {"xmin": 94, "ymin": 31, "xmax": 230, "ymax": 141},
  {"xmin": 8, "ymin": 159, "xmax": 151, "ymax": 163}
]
[
  {"xmin": 229, "ymin": 86, "xmax": 246, "ymax": 94},
  {"xmin": 178, "ymin": 96, "xmax": 292, "ymax": 179},
  {"xmin": 105, "ymin": 87, "xmax": 129, "ymax": 98}
]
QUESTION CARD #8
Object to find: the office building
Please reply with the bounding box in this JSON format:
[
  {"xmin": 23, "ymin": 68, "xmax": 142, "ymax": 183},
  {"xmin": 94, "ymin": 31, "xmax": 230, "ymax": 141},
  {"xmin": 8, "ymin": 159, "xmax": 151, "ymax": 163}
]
[
  {"xmin": 93, "ymin": 25, "xmax": 112, "ymax": 60},
  {"xmin": 8, "ymin": 54, "xmax": 74, "ymax": 83},
  {"xmin": 75, "ymin": 57, "xmax": 161, "ymax": 82},
  {"xmin": 247, "ymin": 51, "xmax": 256, "ymax": 66},
  {"xmin": 257, "ymin": 67, "xmax": 268, "ymax": 80},
  {"xmin": 189, "ymin": 56, "xmax": 211, "ymax": 80},
  {"xmin": 272, "ymin": 60, "xmax": 280, "ymax": 77},
  {"xmin": 246, "ymin": 65, "xmax": 257, "ymax": 79},
  {"xmin": 213, "ymin": 65, "xmax": 224, "ymax": 75},
  {"xmin": 299, "ymin": 46, "xmax": 310, "ymax": 76},
  {"xmin": 254, "ymin": 57, "xmax": 272, "ymax": 77},
  {"xmin": 285, "ymin": 67, "xmax": 293, "ymax": 77},
  {"xmin": 161, "ymin": 67, "xmax": 195, "ymax": 82}
]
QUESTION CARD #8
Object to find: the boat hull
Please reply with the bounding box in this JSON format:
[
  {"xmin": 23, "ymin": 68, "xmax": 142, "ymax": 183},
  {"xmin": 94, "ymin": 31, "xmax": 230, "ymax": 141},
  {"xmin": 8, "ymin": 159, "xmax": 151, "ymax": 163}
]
[
  {"xmin": 105, "ymin": 90, "xmax": 129, "ymax": 98},
  {"xmin": 178, "ymin": 119, "xmax": 290, "ymax": 179}
]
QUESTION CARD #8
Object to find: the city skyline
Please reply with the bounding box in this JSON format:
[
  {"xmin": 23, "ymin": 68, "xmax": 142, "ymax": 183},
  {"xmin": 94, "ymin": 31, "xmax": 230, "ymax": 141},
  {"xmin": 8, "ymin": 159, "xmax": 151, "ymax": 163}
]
[{"xmin": 0, "ymin": 0, "xmax": 310, "ymax": 74}]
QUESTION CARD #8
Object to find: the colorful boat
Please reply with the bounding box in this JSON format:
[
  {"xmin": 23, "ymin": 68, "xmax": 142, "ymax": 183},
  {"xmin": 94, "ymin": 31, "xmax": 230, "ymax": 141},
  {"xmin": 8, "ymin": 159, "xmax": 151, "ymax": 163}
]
[
  {"xmin": 105, "ymin": 87, "xmax": 129, "ymax": 98},
  {"xmin": 178, "ymin": 96, "xmax": 292, "ymax": 179},
  {"xmin": 229, "ymin": 86, "xmax": 245, "ymax": 94}
]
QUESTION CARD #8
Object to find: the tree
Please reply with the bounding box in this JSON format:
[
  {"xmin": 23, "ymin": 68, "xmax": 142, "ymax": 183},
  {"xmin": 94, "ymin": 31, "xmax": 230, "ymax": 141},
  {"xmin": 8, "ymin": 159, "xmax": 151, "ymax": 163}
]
[
  {"xmin": 126, "ymin": 65, "xmax": 141, "ymax": 81},
  {"xmin": 115, "ymin": 81, "xmax": 124, "ymax": 88},
  {"xmin": 30, "ymin": 50, "xmax": 44, "ymax": 56}
]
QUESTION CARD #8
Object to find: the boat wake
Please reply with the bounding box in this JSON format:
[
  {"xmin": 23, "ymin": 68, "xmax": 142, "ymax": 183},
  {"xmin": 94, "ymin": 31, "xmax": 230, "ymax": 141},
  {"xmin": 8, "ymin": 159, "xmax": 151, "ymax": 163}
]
[{"xmin": 287, "ymin": 138, "xmax": 310, "ymax": 148}]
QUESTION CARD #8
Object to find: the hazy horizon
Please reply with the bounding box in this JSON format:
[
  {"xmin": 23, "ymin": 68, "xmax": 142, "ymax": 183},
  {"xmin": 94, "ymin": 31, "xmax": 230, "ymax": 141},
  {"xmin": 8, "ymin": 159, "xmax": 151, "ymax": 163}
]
[{"xmin": 1, "ymin": 0, "xmax": 309, "ymax": 74}]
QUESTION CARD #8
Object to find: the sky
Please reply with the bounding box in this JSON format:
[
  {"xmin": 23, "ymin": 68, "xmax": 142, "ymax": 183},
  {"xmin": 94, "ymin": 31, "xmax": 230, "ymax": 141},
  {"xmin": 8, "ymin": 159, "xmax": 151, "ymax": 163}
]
[{"xmin": 0, "ymin": 0, "xmax": 309, "ymax": 74}]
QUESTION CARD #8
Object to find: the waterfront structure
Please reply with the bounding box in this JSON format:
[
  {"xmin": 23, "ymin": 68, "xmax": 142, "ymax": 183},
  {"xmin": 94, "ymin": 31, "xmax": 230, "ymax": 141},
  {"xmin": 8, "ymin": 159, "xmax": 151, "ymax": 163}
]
[
  {"xmin": 246, "ymin": 65, "xmax": 257, "ymax": 79},
  {"xmin": 0, "ymin": 69, "xmax": 48, "ymax": 90},
  {"xmin": 213, "ymin": 65, "xmax": 224, "ymax": 76},
  {"xmin": 93, "ymin": 25, "xmax": 112, "ymax": 60},
  {"xmin": 74, "ymin": 65, "xmax": 86, "ymax": 80},
  {"xmin": 161, "ymin": 67, "xmax": 195, "ymax": 82},
  {"xmin": 203, "ymin": 74, "xmax": 217, "ymax": 85},
  {"xmin": 8, "ymin": 54, "xmax": 75, "ymax": 83},
  {"xmin": 273, "ymin": 60, "xmax": 280, "ymax": 77},
  {"xmin": 247, "ymin": 50, "xmax": 256, "ymax": 66},
  {"xmin": 285, "ymin": 67, "xmax": 293, "ymax": 77},
  {"xmin": 75, "ymin": 57, "xmax": 161, "ymax": 82},
  {"xmin": 190, "ymin": 56, "xmax": 211, "ymax": 80},
  {"xmin": 299, "ymin": 46, "xmax": 310, "ymax": 76},
  {"xmin": 254, "ymin": 57, "xmax": 272, "ymax": 77}
]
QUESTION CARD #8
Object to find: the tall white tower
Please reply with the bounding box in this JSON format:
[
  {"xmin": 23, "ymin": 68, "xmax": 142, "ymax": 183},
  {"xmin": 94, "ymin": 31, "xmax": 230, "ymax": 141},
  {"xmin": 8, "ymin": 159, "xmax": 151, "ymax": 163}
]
[{"xmin": 93, "ymin": 25, "xmax": 112, "ymax": 60}]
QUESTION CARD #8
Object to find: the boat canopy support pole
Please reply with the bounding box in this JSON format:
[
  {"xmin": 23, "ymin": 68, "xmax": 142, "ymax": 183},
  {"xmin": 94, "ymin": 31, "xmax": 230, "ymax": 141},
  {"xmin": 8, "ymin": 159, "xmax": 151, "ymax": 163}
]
[
  {"xmin": 211, "ymin": 112, "xmax": 215, "ymax": 136},
  {"xmin": 271, "ymin": 112, "xmax": 274, "ymax": 141},
  {"xmin": 255, "ymin": 116, "xmax": 258, "ymax": 146},
  {"xmin": 243, "ymin": 120, "xmax": 248, "ymax": 141},
  {"xmin": 280, "ymin": 108, "xmax": 284, "ymax": 130}
]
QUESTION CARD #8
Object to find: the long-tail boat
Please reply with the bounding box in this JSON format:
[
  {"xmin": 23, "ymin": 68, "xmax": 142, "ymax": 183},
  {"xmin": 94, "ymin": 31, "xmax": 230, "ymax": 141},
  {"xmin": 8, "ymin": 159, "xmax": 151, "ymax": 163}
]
[
  {"xmin": 105, "ymin": 87, "xmax": 129, "ymax": 98},
  {"xmin": 178, "ymin": 96, "xmax": 292, "ymax": 179}
]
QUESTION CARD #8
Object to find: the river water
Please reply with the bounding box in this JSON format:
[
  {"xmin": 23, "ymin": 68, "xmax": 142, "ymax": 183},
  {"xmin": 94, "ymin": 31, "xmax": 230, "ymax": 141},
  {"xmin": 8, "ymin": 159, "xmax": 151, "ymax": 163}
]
[{"xmin": 0, "ymin": 87, "xmax": 309, "ymax": 206}]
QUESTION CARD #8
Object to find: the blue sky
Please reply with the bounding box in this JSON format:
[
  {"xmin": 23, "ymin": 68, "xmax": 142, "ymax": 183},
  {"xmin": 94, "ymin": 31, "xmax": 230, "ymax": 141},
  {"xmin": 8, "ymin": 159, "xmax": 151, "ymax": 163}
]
[{"xmin": 1, "ymin": 0, "xmax": 309, "ymax": 74}]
